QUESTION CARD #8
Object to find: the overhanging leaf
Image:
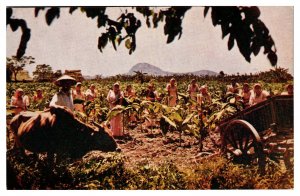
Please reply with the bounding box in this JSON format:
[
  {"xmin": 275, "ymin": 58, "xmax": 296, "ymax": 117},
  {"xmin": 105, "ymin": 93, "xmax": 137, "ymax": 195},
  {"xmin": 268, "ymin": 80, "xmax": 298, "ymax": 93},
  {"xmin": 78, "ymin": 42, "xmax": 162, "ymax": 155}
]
[
  {"xmin": 45, "ymin": 7, "xmax": 60, "ymax": 26},
  {"xmin": 228, "ymin": 34, "xmax": 235, "ymax": 50},
  {"xmin": 204, "ymin": 7, "xmax": 210, "ymax": 18},
  {"xmin": 267, "ymin": 51, "xmax": 278, "ymax": 66},
  {"xmin": 125, "ymin": 39, "xmax": 131, "ymax": 49}
]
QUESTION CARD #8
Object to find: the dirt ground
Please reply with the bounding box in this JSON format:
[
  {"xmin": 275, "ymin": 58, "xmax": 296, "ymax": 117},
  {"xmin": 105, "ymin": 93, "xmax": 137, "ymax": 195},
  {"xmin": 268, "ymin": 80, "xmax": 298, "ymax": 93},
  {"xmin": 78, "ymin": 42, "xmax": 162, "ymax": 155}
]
[
  {"xmin": 6, "ymin": 115, "xmax": 223, "ymax": 172},
  {"xmin": 115, "ymin": 123, "xmax": 222, "ymax": 170}
]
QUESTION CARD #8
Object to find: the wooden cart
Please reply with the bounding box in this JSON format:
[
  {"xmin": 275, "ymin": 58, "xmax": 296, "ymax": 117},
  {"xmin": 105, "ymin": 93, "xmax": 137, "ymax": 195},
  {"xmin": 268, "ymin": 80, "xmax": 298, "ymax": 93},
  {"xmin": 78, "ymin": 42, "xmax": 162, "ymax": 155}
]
[{"xmin": 218, "ymin": 95, "xmax": 293, "ymax": 172}]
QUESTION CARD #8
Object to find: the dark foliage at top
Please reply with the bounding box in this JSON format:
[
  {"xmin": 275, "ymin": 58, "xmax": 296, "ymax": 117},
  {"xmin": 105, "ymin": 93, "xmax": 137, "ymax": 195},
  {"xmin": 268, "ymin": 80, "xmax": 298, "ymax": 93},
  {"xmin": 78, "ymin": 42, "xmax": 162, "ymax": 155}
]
[{"xmin": 7, "ymin": 6, "xmax": 277, "ymax": 66}]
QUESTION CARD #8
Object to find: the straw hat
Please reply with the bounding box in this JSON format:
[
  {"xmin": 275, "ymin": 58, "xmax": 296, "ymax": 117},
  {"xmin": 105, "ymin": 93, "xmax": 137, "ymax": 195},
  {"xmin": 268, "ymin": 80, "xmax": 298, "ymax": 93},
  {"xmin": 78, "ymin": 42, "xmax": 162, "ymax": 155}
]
[
  {"xmin": 253, "ymin": 83, "xmax": 262, "ymax": 89},
  {"xmin": 200, "ymin": 84, "xmax": 207, "ymax": 89},
  {"xmin": 285, "ymin": 84, "xmax": 293, "ymax": 89},
  {"xmin": 54, "ymin": 75, "xmax": 76, "ymax": 86},
  {"xmin": 243, "ymin": 83, "xmax": 249, "ymax": 88},
  {"xmin": 75, "ymin": 82, "xmax": 82, "ymax": 87},
  {"xmin": 16, "ymin": 88, "xmax": 24, "ymax": 92}
]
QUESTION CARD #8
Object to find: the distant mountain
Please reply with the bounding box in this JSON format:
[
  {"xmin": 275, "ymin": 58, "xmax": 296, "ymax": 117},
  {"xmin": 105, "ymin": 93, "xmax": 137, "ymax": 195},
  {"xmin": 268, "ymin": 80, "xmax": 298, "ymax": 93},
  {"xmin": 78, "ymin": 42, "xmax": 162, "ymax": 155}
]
[
  {"xmin": 83, "ymin": 75, "xmax": 96, "ymax": 80},
  {"xmin": 186, "ymin": 70, "xmax": 218, "ymax": 76},
  {"xmin": 127, "ymin": 63, "xmax": 217, "ymax": 76},
  {"xmin": 128, "ymin": 63, "xmax": 173, "ymax": 76}
]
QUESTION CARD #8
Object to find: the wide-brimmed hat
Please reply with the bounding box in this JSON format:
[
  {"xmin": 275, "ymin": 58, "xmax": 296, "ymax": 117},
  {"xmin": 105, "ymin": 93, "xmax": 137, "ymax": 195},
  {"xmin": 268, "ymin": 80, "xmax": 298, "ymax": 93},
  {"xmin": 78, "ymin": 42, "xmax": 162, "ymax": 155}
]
[
  {"xmin": 75, "ymin": 82, "xmax": 82, "ymax": 87},
  {"xmin": 285, "ymin": 84, "xmax": 293, "ymax": 89},
  {"xmin": 200, "ymin": 84, "xmax": 207, "ymax": 89},
  {"xmin": 253, "ymin": 83, "xmax": 262, "ymax": 89},
  {"xmin": 243, "ymin": 83, "xmax": 249, "ymax": 88},
  {"xmin": 54, "ymin": 75, "xmax": 76, "ymax": 86},
  {"xmin": 16, "ymin": 88, "xmax": 24, "ymax": 92}
]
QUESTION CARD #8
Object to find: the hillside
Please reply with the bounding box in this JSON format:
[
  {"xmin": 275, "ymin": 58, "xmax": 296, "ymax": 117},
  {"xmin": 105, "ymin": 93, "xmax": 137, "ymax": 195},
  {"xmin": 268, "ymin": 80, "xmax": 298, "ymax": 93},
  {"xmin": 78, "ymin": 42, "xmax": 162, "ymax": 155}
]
[{"xmin": 128, "ymin": 63, "xmax": 217, "ymax": 76}]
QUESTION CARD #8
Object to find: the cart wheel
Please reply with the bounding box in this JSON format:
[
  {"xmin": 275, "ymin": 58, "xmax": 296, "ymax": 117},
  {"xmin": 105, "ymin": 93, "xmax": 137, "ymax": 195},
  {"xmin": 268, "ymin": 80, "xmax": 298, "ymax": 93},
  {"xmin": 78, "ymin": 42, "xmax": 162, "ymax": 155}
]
[{"xmin": 222, "ymin": 120, "xmax": 265, "ymax": 172}]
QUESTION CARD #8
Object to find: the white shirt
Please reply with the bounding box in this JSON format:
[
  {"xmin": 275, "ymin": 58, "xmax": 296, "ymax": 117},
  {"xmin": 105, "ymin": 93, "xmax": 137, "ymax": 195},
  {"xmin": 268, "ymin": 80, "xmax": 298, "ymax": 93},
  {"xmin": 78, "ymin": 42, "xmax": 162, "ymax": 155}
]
[
  {"xmin": 187, "ymin": 84, "xmax": 200, "ymax": 100},
  {"xmin": 85, "ymin": 89, "xmax": 97, "ymax": 101},
  {"xmin": 249, "ymin": 90, "xmax": 269, "ymax": 106},
  {"xmin": 197, "ymin": 93, "xmax": 212, "ymax": 106},
  {"xmin": 50, "ymin": 90, "xmax": 74, "ymax": 110},
  {"xmin": 10, "ymin": 96, "xmax": 27, "ymax": 114},
  {"xmin": 107, "ymin": 90, "xmax": 124, "ymax": 108}
]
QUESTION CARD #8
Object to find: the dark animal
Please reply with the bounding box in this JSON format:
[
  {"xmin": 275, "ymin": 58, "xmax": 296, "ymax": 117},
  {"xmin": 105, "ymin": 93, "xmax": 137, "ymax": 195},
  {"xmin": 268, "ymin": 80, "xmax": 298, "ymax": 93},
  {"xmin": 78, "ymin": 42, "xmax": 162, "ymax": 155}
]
[{"xmin": 10, "ymin": 106, "xmax": 118, "ymax": 159}]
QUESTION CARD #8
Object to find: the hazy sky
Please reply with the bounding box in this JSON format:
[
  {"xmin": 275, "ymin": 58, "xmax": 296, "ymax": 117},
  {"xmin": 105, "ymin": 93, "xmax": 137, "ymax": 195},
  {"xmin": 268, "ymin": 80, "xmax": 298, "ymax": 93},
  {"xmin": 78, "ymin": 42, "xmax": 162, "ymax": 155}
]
[{"xmin": 6, "ymin": 6, "xmax": 294, "ymax": 76}]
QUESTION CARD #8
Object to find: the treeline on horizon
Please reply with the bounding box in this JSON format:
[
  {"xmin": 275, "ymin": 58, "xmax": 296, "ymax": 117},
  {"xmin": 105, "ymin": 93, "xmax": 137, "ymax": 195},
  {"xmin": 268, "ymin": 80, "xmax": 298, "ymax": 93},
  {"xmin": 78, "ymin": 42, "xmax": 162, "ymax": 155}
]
[
  {"xmin": 9, "ymin": 67, "xmax": 293, "ymax": 84},
  {"xmin": 92, "ymin": 67, "xmax": 293, "ymax": 84}
]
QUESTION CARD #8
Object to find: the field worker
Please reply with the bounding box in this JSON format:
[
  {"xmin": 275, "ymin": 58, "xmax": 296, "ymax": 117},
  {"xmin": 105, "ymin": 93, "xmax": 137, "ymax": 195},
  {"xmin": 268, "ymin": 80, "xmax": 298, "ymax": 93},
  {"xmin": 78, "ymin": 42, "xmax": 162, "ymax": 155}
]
[
  {"xmin": 33, "ymin": 88, "xmax": 43, "ymax": 103},
  {"xmin": 187, "ymin": 79, "xmax": 200, "ymax": 101},
  {"xmin": 10, "ymin": 88, "xmax": 27, "ymax": 114},
  {"xmin": 197, "ymin": 84, "xmax": 212, "ymax": 107},
  {"xmin": 124, "ymin": 84, "xmax": 137, "ymax": 124},
  {"xmin": 227, "ymin": 79, "xmax": 240, "ymax": 94},
  {"xmin": 124, "ymin": 84, "xmax": 136, "ymax": 99},
  {"xmin": 146, "ymin": 83, "xmax": 161, "ymax": 102},
  {"xmin": 107, "ymin": 82, "xmax": 124, "ymax": 137},
  {"xmin": 50, "ymin": 75, "xmax": 76, "ymax": 110},
  {"xmin": 144, "ymin": 83, "xmax": 161, "ymax": 127},
  {"xmin": 85, "ymin": 84, "xmax": 97, "ymax": 101},
  {"xmin": 23, "ymin": 93, "xmax": 30, "ymax": 109},
  {"xmin": 72, "ymin": 82, "xmax": 85, "ymax": 112},
  {"xmin": 240, "ymin": 83, "xmax": 252, "ymax": 107},
  {"xmin": 166, "ymin": 78, "xmax": 178, "ymax": 107},
  {"xmin": 281, "ymin": 84, "xmax": 293, "ymax": 95},
  {"xmin": 249, "ymin": 83, "xmax": 269, "ymax": 106}
]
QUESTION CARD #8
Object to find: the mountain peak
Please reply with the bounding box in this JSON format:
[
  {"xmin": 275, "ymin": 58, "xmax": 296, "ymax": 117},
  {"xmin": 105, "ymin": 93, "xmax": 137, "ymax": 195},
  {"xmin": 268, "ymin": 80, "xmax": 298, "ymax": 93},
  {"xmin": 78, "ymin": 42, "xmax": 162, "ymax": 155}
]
[
  {"xmin": 127, "ymin": 63, "xmax": 217, "ymax": 76},
  {"xmin": 128, "ymin": 63, "xmax": 172, "ymax": 76}
]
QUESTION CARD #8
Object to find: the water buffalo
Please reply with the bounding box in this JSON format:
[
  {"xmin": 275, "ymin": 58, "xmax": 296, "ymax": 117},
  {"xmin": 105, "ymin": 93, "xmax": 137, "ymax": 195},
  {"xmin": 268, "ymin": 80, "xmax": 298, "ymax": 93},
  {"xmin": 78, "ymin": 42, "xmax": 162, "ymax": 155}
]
[{"xmin": 10, "ymin": 106, "xmax": 118, "ymax": 159}]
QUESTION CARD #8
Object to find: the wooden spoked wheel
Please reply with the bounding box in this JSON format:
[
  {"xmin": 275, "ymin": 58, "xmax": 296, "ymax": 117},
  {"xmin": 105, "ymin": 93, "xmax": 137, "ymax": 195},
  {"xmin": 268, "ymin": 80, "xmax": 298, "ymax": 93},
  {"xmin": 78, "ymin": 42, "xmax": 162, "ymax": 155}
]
[{"xmin": 221, "ymin": 120, "xmax": 265, "ymax": 172}]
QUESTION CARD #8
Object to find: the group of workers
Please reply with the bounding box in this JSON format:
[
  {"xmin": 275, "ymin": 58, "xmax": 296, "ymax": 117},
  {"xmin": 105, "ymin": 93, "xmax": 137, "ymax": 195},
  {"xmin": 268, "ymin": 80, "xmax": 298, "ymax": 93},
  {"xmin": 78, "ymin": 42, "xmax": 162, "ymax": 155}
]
[{"xmin": 9, "ymin": 75, "xmax": 293, "ymax": 138}]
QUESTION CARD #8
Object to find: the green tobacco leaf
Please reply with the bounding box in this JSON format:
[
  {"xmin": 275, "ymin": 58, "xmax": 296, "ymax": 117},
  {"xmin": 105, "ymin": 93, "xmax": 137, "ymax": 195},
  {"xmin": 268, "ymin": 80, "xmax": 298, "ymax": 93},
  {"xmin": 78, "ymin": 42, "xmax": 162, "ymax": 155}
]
[
  {"xmin": 192, "ymin": 115, "xmax": 200, "ymax": 125},
  {"xmin": 131, "ymin": 103, "xmax": 141, "ymax": 111},
  {"xmin": 141, "ymin": 100, "xmax": 152, "ymax": 107},
  {"xmin": 182, "ymin": 113, "xmax": 195, "ymax": 125},
  {"xmin": 162, "ymin": 104, "xmax": 172, "ymax": 113},
  {"xmin": 75, "ymin": 111, "xmax": 87, "ymax": 119},
  {"xmin": 153, "ymin": 102, "xmax": 162, "ymax": 113},
  {"xmin": 6, "ymin": 110, "xmax": 15, "ymax": 117},
  {"xmin": 162, "ymin": 115, "xmax": 177, "ymax": 129},
  {"xmin": 170, "ymin": 112, "xmax": 183, "ymax": 123},
  {"xmin": 106, "ymin": 105, "xmax": 124, "ymax": 121}
]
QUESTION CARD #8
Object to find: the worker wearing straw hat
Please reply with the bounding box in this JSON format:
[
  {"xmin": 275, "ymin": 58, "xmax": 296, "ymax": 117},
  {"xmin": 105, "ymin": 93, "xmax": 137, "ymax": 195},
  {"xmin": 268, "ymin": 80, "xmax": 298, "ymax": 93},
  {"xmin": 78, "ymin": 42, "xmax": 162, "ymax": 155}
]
[
  {"xmin": 249, "ymin": 83, "xmax": 269, "ymax": 106},
  {"xmin": 107, "ymin": 82, "xmax": 124, "ymax": 137},
  {"xmin": 197, "ymin": 84, "xmax": 212, "ymax": 107},
  {"xmin": 50, "ymin": 75, "xmax": 76, "ymax": 110},
  {"xmin": 10, "ymin": 88, "xmax": 27, "ymax": 115},
  {"xmin": 281, "ymin": 84, "xmax": 293, "ymax": 95}
]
